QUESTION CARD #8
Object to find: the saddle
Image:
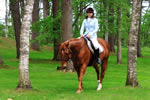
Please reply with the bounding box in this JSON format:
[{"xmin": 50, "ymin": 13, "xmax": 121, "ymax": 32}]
[
  {"xmin": 83, "ymin": 37, "xmax": 98, "ymax": 66},
  {"xmin": 83, "ymin": 37, "xmax": 95, "ymax": 54}
]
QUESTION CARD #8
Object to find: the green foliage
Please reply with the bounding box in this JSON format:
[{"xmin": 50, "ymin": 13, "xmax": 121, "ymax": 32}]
[
  {"xmin": 30, "ymin": 11, "xmax": 62, "ymax": 45},
  {"xmin": 94, "ymin": 0, "xmax": 131, "ymax": 42},
  {"xmin": 0, "ymin": 24, "xmax": 15, "ymax": 39},
  {"xmin": 141, "ymin": 10, "xmax": 150, "ymax": 46},
  {"xmin": 0, "ymin": 37, "xmax": 150, "ymax": 100},
  {"xmin": 0, "ymin": 24, "xmax": 5, "ymax": 37}
]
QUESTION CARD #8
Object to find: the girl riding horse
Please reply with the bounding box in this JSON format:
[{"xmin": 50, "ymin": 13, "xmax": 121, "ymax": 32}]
[
  {"xmin": 59, "ymin": 37, "xmax": 110, "ymax": 93},
  {"xmin": 80, "ymin": 7, "xmax": 103, "ymax": 64}
]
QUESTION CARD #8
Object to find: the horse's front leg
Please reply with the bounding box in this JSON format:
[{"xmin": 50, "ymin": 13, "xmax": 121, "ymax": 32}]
[{"xmin": 77, "ymin": 64, "xmax": 87, "ymax": 94}]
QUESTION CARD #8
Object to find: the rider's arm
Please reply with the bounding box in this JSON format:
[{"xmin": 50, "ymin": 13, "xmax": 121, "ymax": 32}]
[{"xmin": 80, "ymin": 19, "xmax": 85, "ymax": 36}]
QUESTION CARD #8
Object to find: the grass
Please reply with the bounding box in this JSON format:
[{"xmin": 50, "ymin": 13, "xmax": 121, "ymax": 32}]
[{"xmin": 0, "ymin": 37, "xmax": 150, "ymax": 100}]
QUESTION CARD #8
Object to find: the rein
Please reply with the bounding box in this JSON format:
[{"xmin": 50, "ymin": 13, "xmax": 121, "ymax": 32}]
[{"xmin": 61, "ymin": 38, "xmax": 87, "ymax": 62}]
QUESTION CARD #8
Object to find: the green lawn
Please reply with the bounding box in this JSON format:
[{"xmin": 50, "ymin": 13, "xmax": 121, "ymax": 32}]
[{"xmin": 0, "ymin": 37, "xmax": 150, "ymax": 100}]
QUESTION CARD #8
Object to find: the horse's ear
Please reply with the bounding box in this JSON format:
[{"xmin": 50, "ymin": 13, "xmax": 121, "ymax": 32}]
[{"xmin": 66, "ymin": 41, "xmax": 69, "ymax": 47}]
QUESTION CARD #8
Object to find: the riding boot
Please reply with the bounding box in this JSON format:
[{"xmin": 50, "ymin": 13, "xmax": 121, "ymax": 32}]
[{"xmin": 95, "ymin": 49, "xmax": 101, "ymax": 64}]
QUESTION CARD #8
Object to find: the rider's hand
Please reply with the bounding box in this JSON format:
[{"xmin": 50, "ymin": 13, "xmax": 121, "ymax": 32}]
[{"xmin": 87, "ymin": 35, "xmax": 90, "ymax": 38}]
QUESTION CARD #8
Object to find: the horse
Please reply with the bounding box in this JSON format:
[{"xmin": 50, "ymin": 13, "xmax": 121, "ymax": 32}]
[{"xmin": 59, "ymin": 37, "xmax": 110, "ymax": 93}]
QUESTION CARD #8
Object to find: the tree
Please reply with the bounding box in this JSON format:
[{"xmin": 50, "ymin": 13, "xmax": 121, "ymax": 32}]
[
  {"xmin": 10, "ymin": 0, "xmax": 21, "ymax": 59},
  {"xmin": 5, "ymin": 0, "xmax": 8, "ymax": 38},
  {"xmin": 0, "ymin": 56, "xmax": 3, "ymax": 65},
  {"xmin": 20, "ymin": 0, "xmax": 25, "ymax": 20},
  {"xmin": 43, "ymin": 0, "xmax": 50, "ymax": 18},
  {"xmin": 52, "ymin": 0, "xmax": 61, "ymax": 61},
  {"xmin": 17, "ymin": 0, "xmax": 34, "ymax": 89},
  {"xmin": 117, "ymin": 1, "xmax": 122, "ymax": 64},
  {"xmin": 126, "ymin": 0, "xmax": 142, "ymax": 87},
  {"xmin": 61, "ymin": 0, "xmax": 74, "ymax": 71},
  {"xmin": 31, "ymin": 0, "xmax": 40, "ymax": 51},
  {"xmin": 108, "ymin": 0, "xmax": 115, "ymax": 53},
  {"xmin": 62, "ymin": 0, "xmax": 73, "ymax": 42},
  {"xmin": 137, "ymin": 0, "xmax": 143, "ymax": 57}
]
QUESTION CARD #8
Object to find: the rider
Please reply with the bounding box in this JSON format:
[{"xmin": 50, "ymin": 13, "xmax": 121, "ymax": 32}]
[{"xmin": 80, "ymin": 7, "xmax": 103, "ymax": 64}]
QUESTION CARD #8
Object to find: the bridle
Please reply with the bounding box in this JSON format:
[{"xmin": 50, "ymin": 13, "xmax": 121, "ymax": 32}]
[
  {"xmin": 60, "ymin": 47, "xmax": 72, "ymax": 62},
  {"xmin": 60, "ymin": 37, "xmax": 87, "ymax": 62}
]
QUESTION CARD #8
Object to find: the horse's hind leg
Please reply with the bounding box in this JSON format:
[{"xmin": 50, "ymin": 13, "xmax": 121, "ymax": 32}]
[
  {"xmin": 93, "ymin": 63, "xmax": 101, "ymax": 91},
  {"xmin": 99, "ymin": 58, "xmax": 108, "ymax": 90}
]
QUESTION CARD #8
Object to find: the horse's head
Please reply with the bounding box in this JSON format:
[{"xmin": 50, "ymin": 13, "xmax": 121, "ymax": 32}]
[{"xmin": 59, "ymin": 40, "xmax": 72, "ymax": 68}]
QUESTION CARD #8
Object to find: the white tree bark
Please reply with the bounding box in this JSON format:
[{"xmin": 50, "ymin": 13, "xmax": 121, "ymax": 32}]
[
  {"xmin": 126, "ymin": 0, "xmax": 142, "ymax": 87},
  {"xmin": 17, "ymin": 0, "xmax": 34, "ymax": 89}
]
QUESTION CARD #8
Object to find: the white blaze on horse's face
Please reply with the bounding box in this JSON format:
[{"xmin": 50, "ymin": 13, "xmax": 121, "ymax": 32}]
[{"xmin": 60, "ymin": 50, "xmax": 67, "ymax": 67}]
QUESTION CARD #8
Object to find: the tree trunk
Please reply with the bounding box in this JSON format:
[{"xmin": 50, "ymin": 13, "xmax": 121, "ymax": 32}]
[
  {"xmin": 0, "ymin": 56, "xmax": 3, "ymax": 65},
  {"xmin": 10, "ymin": 0, "xmax": 21, "ymax": 59},
  {"xmin": 137, "ymin": 0, "xmax": 143, "ymax": 57},
  {"xmin": 20, "ymin": 0, "xmax": 24, "ymax": 20},
  {"xmin": 61, "ymin": 0, "xmax": 74, "ymax": 72},
  {"xmin": 31, "ymin": 0, "xmax": 40, "ymax": 51},
  {"xmin": 108, "ymin": 35, "xmax": 115, "ymax": 53},
  {"xmin": 17, "ymin": 0, "xmax": 34, "ymax": 89},
  {"xmin": 126, "ymin": 0, "xmax": 141, "ymax": 87},
  {"xmin": 43, "ymin": 0, "xmax": 50, "ymax": 44},
  {"xmin": 117, "ymin": 4, "xmax": 122, "ymax": 64},
  {"xmin": 102, "ymin": 0, "xmax": 109, "ymax": 42},
  {"xmin": 108, "ymin": 1, "xmax": 115, "ymax": 53},
  {"xmin": 62, "ymin": 0, "xmax": 73, "ymax": 42},
  {"xmin": 5, "ymin": 0, "xmax": 8, "ymax": 38},
  {"xmin": 52, "ymin": 0, "xmax": 60, "ymax": 61},
  {"xmin": 43, "ymin": 0, "xmax": 50, "ymax": 18}
]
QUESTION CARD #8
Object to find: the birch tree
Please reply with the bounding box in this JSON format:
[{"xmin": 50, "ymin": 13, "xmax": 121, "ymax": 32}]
[
  {"xmin": 126, "ymin": 0, "xmax": 142, "ymax": 87},
  {"xmin": 17, "ymin": 0, "xmax": 34, "ymax": 89}
]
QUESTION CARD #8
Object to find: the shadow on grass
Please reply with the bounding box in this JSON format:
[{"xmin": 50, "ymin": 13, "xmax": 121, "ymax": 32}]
[
  {"xmin": 0, "ymin": 64, "xmax": 16, "ymax": 69},
  {"xmin": 29, "ymin": 58, "xmax": 60, "ymax": 64}
]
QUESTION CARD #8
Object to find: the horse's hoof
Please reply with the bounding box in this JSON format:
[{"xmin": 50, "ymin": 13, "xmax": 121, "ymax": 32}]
[
  {"xmin": 97, "ymin": 88, "xmax": 101, "ymax": 91},
  {"xmin": 76, "ymin": 89, "xmax": 82, "ymax": 94},
  {"xmin": 97, "ymin": 84, "xmax": 102, "ymax": 91}
]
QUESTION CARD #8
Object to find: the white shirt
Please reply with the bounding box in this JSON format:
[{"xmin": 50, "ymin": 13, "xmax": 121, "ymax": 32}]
[{"xmin": 80, "ymin": 18, "xmax": 99, "ymax": 39}]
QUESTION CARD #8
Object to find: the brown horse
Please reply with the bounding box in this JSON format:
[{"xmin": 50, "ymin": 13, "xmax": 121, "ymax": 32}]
[{"xmin": 59, "ymin": 37, "xmax": 110, "ymax": 93}]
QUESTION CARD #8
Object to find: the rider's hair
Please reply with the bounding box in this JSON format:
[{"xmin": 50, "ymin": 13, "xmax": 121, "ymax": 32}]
[{"xmin": 86, "ymin": 7, "xmax": 94, "ymax": 19}]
